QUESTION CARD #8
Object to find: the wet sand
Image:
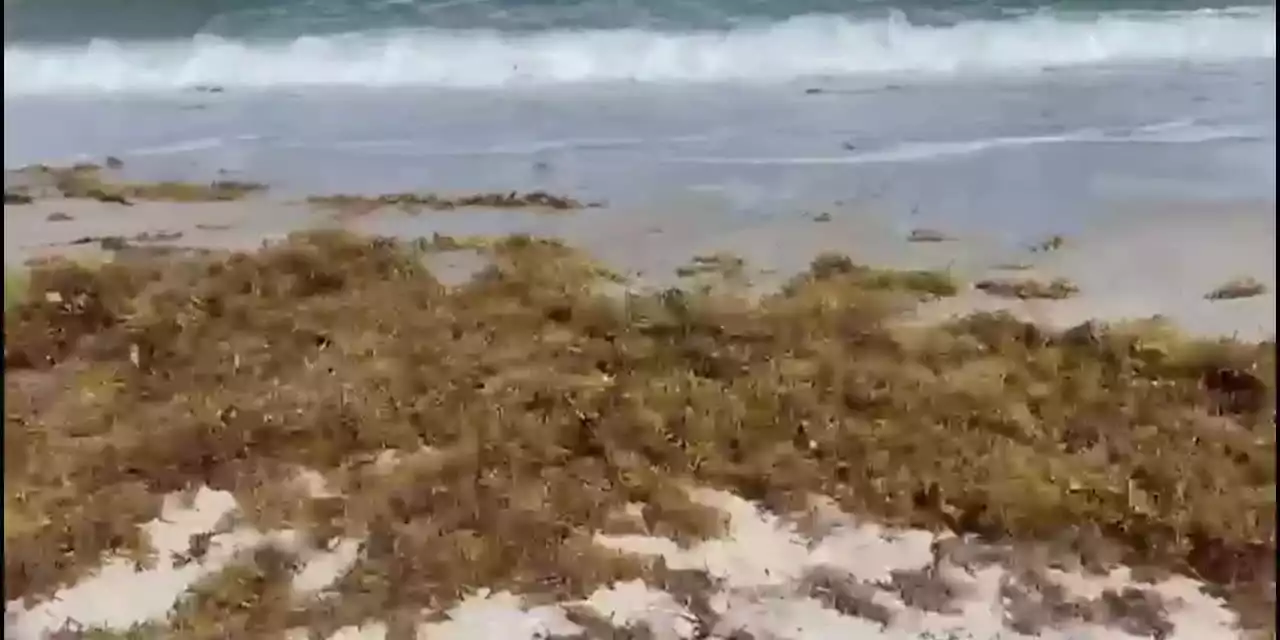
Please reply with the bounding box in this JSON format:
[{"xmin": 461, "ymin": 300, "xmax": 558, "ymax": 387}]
[{"xmin": 5, "ymin": 194, "xmax": 1275, "ymax": 340}]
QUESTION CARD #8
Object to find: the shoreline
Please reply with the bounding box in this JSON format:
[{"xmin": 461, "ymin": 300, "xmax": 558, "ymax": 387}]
[
  {"xmin": 5, "ymin": 166, "xmax": 1275, "ymax": 340},
  {"xmin": 3, "ymin": 169, "xmax": 1276, "ymax": 640}
]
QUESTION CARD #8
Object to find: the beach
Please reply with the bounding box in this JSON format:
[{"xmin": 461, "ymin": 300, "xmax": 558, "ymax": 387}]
[
  {"xmin": 4, "ymin": 0, "xmax": 1277, "ymax": 636},
  {"xmin": 4, "ymin": 172, "xmax": 1276, "ymax": 339},
  {"xmin": 2, "ymin": 164, "xmax": 1276, "ymax": 639}
]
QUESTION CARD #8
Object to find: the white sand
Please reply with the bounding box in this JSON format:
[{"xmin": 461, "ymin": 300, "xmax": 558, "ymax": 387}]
[
  {"xmin": 5, "ymin": 486, "xmax": 363, "ymax": 639},
  {"xmin": 6, "ymin": 481, "xmax": 1244, "ymax": 639},
  {"xmin": 919, "ymin": 202, "xmax": 1277, "ymax": 340}
]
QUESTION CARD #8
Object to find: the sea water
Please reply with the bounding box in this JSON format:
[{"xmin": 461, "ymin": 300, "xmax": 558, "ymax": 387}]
[{"xmin": 3, "ymin": 0, "xmax": 1275, "ymax": 240}]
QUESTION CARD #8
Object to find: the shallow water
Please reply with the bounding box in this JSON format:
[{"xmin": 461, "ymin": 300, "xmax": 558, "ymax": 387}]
[
  {"xmin": 5, "ymin": 0, "xmax": 1277, "ymax": 245},
  {"xmin": 4, "ymin": 58, "xmax": 1275, "ymax": 244}
]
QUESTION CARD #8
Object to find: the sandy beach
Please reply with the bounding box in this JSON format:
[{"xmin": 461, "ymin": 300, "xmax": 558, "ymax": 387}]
[
  {"xmin": 6, "ymin": 179, "xmax": 1276, "ymax": 339},
  {"xmin": 3, "ymin": 163, "xmax": 1275, "ymax": 640},
  {"xmin": 5, "ymin": 0, "xmax": 1275, "ymax": 633}
]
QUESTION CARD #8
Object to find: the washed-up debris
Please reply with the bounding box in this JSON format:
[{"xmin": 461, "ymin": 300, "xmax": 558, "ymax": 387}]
[
  {"xmin": 307, "ymin": 190, "xmax": 598, "ymax": 218},
  {"xmin": 976, "ymin": 276, "xmax": 1080, "ymax": 300},
  {"xmin": 907, "ymin": 228, "xmax": 954, "ymax": 243},
  {"xmin": 1206, "ymin": 276, "xmax": 1268, "ymax": 301}
]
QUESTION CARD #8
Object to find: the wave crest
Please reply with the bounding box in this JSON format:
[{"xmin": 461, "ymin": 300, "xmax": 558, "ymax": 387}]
[{"xmin": 4, "ymin": 9, "xmax": 1275, "ymax": 95}]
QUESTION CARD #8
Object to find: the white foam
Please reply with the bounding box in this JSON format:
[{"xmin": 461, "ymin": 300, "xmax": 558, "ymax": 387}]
[
  {"xmin": 4, "ymin": 9, "xmax": 1275, "ymax": 95},
  {"xmin": 666, "ymin": 120, "xmax": 1270, "ymax": 166},
  {"xmin": 128, "ymin": 135, "xmax": 260, "ymax": 157}
]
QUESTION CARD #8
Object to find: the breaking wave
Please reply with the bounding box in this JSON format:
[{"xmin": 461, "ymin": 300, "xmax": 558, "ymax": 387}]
[{"xmin": 4, "ymin": 8, "xmax": 1275, "ymax": 95}]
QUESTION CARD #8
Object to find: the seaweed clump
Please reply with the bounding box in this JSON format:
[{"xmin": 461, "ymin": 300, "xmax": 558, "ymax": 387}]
[
  {"xmin": 3, "ymin": 232, "xmax": 1274, "ymax": 636},
  {"xmin": 307, "ymin": 190, "xmax": 592, "ymax": 218},
  {"xmin": 10, "ymin": 163, "xmax": 266, "ymax": 203},
  {"xmin": 1206, "ymin": 276, "xmax": 1268, "ymax": 301},
  {"xmin": 976, "ymin": 276, "xmax": 1080, "ymax": 300}
]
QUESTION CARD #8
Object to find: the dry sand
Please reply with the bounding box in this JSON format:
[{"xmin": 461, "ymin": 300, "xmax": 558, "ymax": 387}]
[
  {"xmin": 3, "ymin": 193, "xmax": 1275, "ymax": 639},
  {"xmin": 7, "ymin": 482, "xmax": 1245, "ymax": 640},
  {"xmin": 6, "ymin": 195, "xmax": 1275, "ymax": 339}
]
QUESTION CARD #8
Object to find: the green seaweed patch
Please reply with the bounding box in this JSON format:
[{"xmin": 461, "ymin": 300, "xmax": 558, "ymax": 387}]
[
  {"xmin": 1029, "ymin": 234, "xmax": 1067, "ymax": 253},
  {"xmin": 4, "ymin": 268, "xmax": 30, "ymax": 310},
  {"xmin": 412, "ymin": 232, "xmax": 627, "ymax": 285},
  {"xmin": 989, "ymin": 263, "xmax": 1034, "ymax": 272},
  {"xmin": 50, "ymin": 622, "xmax": 164, "ymax": 639},
  {"xmin": 1206, "ymin": 277, "xmax": 1268, "ymax": 301},
  {"xmin": 308, "ymin": 190, "xmax": 594, "ymax": 218},
  {"xmin": 411, "ymin": 232, "xmax": 497, "ymax": 253},
  {"xmin": 61, "ymin": 230, "xmax": 187, "ymax": 253},
  {"xmin": 70, "ymin": 179, "xmax": 266, "ymax": 204},
  {"xmin": 907, "ymin": 228, "xmax": 954, "ymax": 243},
  {"xmin": 166, "ymin": 545, "xmax": 299, "ymax": 639},
  {"xmin": 16, "ymin": 163, "xmax": 266, "ymax": 203},
  {"xmin": 787, "ymin": 252, "xmax": 961, "ymax": 298},
  {"xmin": 4, "ymin": 191, "xmax": 34, "ymax": 205},
  {"xmin": 675, "ymin": 252, "xmax": 748, "ymax": 281},
  {"xmin": 976, "ymin": 276, "xmax": 1080, "ymax": 300}
]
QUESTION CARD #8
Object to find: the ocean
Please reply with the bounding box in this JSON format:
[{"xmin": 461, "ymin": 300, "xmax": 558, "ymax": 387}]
[{"xmin": 3, "ymin": 0, "xmax": 1276, "ymax": 242}]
